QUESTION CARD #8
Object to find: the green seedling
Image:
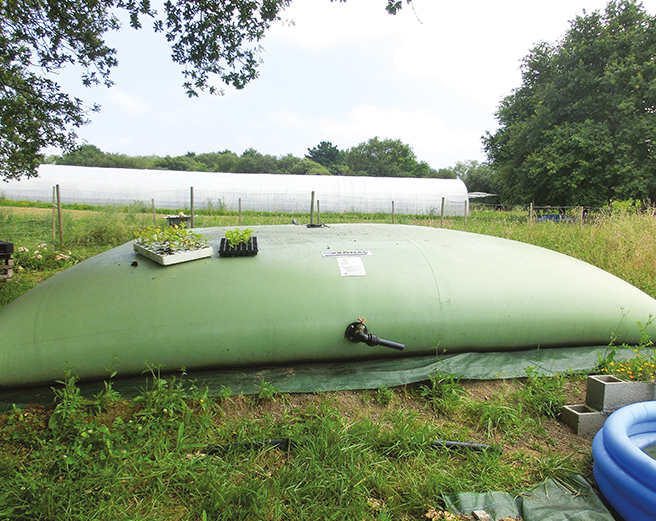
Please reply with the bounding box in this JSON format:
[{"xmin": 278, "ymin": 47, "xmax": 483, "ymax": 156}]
[{"xmin": 224, "ymin": 228, "xmax": 253, "ymax": 248}]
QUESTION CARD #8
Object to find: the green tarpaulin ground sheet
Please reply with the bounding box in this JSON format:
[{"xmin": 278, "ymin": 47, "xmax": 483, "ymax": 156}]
[
  {"xmin": 0, "ymin": 344, "xmax": 633, "ymax": 410},
  {"xmin": 443, "ymin": 475, "xmax": 616, "ymax": 521},
  {"xmin": 188, "ymin": 344, "xmax": 624, "ymax": 395}
]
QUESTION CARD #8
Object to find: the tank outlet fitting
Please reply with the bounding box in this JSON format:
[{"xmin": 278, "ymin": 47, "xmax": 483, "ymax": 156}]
[{"xmin": 345, "ymin": 321, "xmax": 405, "ymax": 351}]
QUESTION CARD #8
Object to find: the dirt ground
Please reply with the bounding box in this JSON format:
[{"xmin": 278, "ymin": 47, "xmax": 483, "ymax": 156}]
[{"xmin": 221, "ymin": 377, "xmax": 593, "ymax": 455}]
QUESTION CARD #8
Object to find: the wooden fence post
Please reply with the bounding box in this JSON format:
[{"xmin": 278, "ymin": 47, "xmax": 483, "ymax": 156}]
[
  {"xmin": 190, "ymin": 186, "xmax": 194, "ymax": 228},
  {"xmin": 310, "ymin": 191, "xmax": 315, "ymax": 225},
  {"xmin": 52, "ymin": 187, "xmax": 56, "ymax": 248},
  {"xmin": 440, "ymin": 197, "xmax": 445, "ymax": 228},
  {"xmin": 56, "ymin": 184, "xmax": 63, "ymax": 249}
]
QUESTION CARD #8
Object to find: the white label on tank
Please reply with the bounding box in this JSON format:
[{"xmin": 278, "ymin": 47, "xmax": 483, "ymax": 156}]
[
  {"xmin": 322, "ymin": 250, "xmax": 372, "ymax": 257},
  {"xmin": 337, "ymin": 257, "xmax": 367, "ymax": 277}
]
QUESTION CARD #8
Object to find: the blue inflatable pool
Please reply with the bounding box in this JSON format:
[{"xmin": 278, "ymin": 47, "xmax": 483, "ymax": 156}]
[{"xmin": 593, "ymin": 401, "xmax": 656, "ymax": 521}]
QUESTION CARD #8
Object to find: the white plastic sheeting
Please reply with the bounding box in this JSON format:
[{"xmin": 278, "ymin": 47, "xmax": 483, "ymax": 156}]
[{"xmin": 2, "ymin": 164, "xmax": 469, "ymax": 216}]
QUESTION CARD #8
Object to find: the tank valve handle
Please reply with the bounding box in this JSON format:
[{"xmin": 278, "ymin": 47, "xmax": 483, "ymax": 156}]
[{"xmin": 345, "ymin": 321, "xmax": 405, "ymax": 351}]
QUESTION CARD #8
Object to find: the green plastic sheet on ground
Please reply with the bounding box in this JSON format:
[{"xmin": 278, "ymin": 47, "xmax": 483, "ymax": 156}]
[
  {"xmin": 0, "ymin": 344, "xmax": 633, "ymax": 411},
  {"xmin": 186, "ymin": 344, "xmax": 623, "ymax": 395},
  {"xmin": 443, "ymin": 475, "xmax": 616, "ymax": 521}
]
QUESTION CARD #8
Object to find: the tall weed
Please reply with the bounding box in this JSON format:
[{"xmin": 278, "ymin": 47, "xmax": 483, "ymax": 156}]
[
  {"xmin": 519, "ymin": 367, "xmax": 566, "ymax": 419},
  {"xmin": 418, "ymin": 372, "xmax": 465, "ymax": 414},
  {"xmin": 66, "ymin": 206, "xmax": 150, "ymax": 246}
]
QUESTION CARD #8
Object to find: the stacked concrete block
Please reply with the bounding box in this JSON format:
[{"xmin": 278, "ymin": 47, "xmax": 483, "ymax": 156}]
[
  {"xmin": 561, "ymin": 374, "xmax": 656, "ymax": 436},
  {"xmin": 0, "ymin": 241, "xmax": 14, "ymax": 283}
]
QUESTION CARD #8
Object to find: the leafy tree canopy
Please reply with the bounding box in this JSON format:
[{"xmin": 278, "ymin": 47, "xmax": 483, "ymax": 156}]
[
  {"xmin": 484, "ymin": 1, "xmax": 656, "ymax": 206},
  {"xmin": 306, "ymin": 141, "xmax": 344, "ymax": 174},
  {"xmin": 1, "ymin": 0, "xmax": 410, "ymax": 182},
  {"xmin": 452, "ymin": 160, "xmax": 499, "ymax": 194},
  {"xmin": 50, "ymin": 138, "xmax": 462, "ymax": 179},
  {"xmin": 344, "ymin": 136, "xmax": 451, "ymax": 178}
]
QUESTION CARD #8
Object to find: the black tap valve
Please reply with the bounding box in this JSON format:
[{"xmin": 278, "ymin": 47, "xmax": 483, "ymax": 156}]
[{"xmin": 345, "ymin": 321, "xmax": 405, "ymax": 351}]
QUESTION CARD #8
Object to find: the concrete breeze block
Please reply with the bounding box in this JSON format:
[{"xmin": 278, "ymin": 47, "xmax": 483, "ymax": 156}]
[
  {"xmin": 561, "ymin": 404, "xmax": 608, "ymax": 437},
  {"xmin": 585, "ymin": 374, "xmax": 656, "ymax": 413}
]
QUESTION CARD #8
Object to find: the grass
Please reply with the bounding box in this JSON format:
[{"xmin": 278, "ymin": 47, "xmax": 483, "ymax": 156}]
[
  {"xmin": 0, "ymin": 201, "xmax": 653, "ymax": 519},
  {"xmin": 0, "ymin": 372, "xmax": 589, "ymax": 521},
  {"xmin": 4, "ymin": 202, "xmax": 656, "ymax": 302}
]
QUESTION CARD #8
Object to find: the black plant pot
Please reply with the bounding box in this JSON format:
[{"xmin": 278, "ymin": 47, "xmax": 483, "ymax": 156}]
[{"xmin": 219, "ymin": 237, "xmax": 258, "ymax": 257}]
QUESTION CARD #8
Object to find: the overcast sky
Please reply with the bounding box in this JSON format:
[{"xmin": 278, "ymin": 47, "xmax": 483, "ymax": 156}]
[{"xmin": 55, "ymin": 0, "xmax": 621, "ymax": 170}]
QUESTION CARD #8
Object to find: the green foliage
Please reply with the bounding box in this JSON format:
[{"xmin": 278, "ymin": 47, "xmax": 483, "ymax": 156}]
[
  {"xmin": 216, "ymin": 385, "xmax": 233, "ymax": 402},
  {"xmin": 196, "ymin": 151, "xmax": 239, "ymax": 172},
  {"xmin": 606, "ymin": 199, "xmax": 654, "ymax": 215},
  {"xmin": 256, "ymin": 380, "xmax": 280, "ymax": 401},
  {"xmin": 519, "ymin": 367, "xmax": 566, "ymax": 419},
  {"xmin": 134, "ymin": 225, "xmax": 208, "ymax": 254},
  {"xmin": 0, "ymin": 368, "xmax": 594, "ymax": 520},
  {"xmin": 234, "ymin": 148, "xmax": 279, "ymax": 173},
  {"xmin": 418, "ymin": 371, "xmax": 465, "ymax": 413},
  {"xmin": 153, "ymin": 154, "xmax": 203, "ymax": 172},
  {"xmin": 596, "ymin": 319, "xmax": 656, "ymax": 381},
  {"xmin": 224, "ymin": 227, "xmax": 253, "ymax": 247},
  {"xmin": 68, "ymin": 206, "xmax": 151, "ymax": 246},
  {"xmin": 485, "ymin": 1, "xmax": 656, "ymax": 206},
  {"xmin": 453, "ymin": 160, "xmax": 500, "ymax": 194},
  {"xmin": 1, "ymin": 0, "xmax": 295, "ymax": 181},
  {"xmin": 54, "ymin": 145, "xmax": 159, "ymax": 170},
  {"xmin": 14, "ymin": 243, "xmax": 78, "ymax": 271},
  {"xmin": 347, "ymin": 136, "xmax": 434, "ymax": 178},
  {"xmin": 465, "ymin": 395, "xmax": 530, "ymax": 441},
  {"xmin": 48, "ymin": 138, "xmax": 462, "ymax": 179},
  {"xmin": 374, "ymin": 386, "xmax": 395, "ymax": 407},
  {"xmin": 2, "ymin": 1, "xmax": 406, "ymax": 181},
  {"xmin": 0, "ymin": 0, "xmax": 117, "ymax": 181},
  {"xmin": 305, "ymin": 141, "xmax": 346, "ymax": 175},
  {"xmin": 598, "ymin": 345, "xmax": 656, "ymax": 381}
]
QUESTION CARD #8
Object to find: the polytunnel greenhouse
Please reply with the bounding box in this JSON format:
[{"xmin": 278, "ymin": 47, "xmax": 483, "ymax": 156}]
[{"xmin": 2, "ymin": 164, "xmax": 469, "ymax": 216}]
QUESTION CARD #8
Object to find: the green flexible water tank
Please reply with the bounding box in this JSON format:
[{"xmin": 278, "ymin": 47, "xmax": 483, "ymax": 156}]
[{"xmin": 1, "ymin": 224, "xmax": 655, "ymax": 388}]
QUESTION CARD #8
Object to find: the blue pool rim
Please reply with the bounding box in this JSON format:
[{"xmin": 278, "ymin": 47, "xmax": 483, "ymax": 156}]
[{"xmin": 593, "ymin": 400, "xmax": 656, "ymax": 521}]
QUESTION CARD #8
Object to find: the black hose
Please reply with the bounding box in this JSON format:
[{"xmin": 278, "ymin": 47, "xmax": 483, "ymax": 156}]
[
  {"xmin": 430, "ymin": 439, "xmax": 502, "ymax": 453},
  {"xmin": 205, "ymin": 438, "xmax": 299, "ymax": 455},
  {"xmin": 204, "ymin": 437, "xmax": 501, "ymax": 455}
]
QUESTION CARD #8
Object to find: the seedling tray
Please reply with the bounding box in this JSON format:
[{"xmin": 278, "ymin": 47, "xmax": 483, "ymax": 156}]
[
  {"xmin": 219, "ymin": 237, "xmax": 258, "ymax": 257},
  {"xmin": 133, "ymin": 243, "xmax": 213, "ymax": 265}
]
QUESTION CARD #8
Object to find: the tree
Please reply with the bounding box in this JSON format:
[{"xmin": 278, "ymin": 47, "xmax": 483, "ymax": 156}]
[
  {"xmin": 433, "ymin": 167, "xmax": 457, "ymax": 179},
  {"xmin": 484, "ymin": 1, "xmax": 656, "ymax": 206},
  {"xmin": 153, "ymin": 155, "xmax": 200, "ymax": 171},
  {"xmin": 346, "ymin": 137, "xmax": 418, "ymax": 177},
  {"xmin": 344, "ymin": 136, "xmax": 444, "ymax": 178},
  {"xmin": 1, "ymin": 1, "xmax": 410, "ymax": 182},
  {"xmin": 55, "ymin": 144, "xmax": 157, "ymax": 168},
  {"xmin": 195, "ymin": 151, "xmax": 238, "ymax": 171},
  {"xmin": 56, "ymin": 145, "xmax": 110, "ymax": 167},
  {"xmin": 306, "ymin": 141, "xmax": 344, "ymax": 174},
  {"xmin": 452, "ymin": 160, "xmax": 499, "ymax": 194},
  {"xmin": 231, "ymin": 148, "xmax": 277, "ymax": 173}
]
